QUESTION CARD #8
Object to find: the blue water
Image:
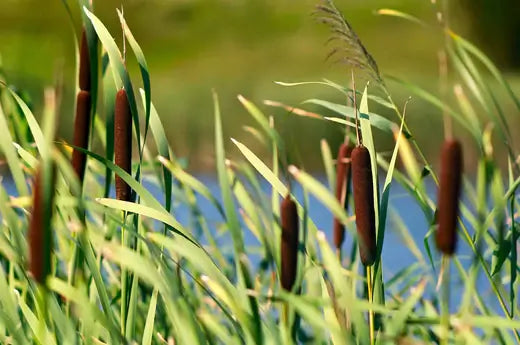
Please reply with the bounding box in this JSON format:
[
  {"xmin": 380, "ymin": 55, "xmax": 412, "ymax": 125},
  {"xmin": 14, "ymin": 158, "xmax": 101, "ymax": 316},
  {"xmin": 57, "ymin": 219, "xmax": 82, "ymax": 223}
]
[{"xmin": 1, "ymin": 172, "xmax": 508, "ymax": 317}]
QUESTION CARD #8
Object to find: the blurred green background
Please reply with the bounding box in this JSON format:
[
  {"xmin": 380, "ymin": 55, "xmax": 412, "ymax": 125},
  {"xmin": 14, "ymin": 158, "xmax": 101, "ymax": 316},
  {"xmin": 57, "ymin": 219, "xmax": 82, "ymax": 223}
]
[{"xmin": 0, "ymin": 0, "xmax": 519, "ymax": 171}]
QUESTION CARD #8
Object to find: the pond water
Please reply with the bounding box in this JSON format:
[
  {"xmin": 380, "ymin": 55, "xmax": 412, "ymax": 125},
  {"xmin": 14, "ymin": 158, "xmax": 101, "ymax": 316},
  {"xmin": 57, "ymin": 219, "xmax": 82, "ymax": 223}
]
[{"xmin": 0, "ymin": 173, "xmax": 506, "ymax": 316}]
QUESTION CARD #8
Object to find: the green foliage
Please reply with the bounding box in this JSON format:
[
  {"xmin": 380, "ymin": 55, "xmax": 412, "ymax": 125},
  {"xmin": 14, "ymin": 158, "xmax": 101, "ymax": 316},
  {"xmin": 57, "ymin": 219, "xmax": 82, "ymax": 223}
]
[{"xmin": 0, "ymin": 1, "xmax": 519, "ymax": 344}]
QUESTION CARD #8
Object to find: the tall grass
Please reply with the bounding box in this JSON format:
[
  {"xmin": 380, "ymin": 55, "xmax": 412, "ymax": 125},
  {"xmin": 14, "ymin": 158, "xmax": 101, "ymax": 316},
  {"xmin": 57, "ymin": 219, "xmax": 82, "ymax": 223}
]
[{"xmin": 0, "ymin": 1, "xmax": 519, "ymax": 344}]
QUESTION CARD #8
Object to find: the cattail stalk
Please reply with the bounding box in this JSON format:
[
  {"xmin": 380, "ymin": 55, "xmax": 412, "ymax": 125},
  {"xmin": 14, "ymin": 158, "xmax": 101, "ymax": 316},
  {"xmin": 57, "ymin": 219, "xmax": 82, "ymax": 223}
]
[
  {"xmin": 71, "ymin": 90, "xmax": 91, "ymax": 182},
  {"xmin": 436, "ymin": 139, "xmax": 462, "ymax": 255},
  {"xmin": 29, "ymin": 164, "xmax": 56, "ymax": 285},
  {"xmin": 352, "ymin": 145, "xmax": 377, "ymax": 266},
  {"xmin": 280, "ymin": 194, "xmax": 299, "ymax": 291},
  {"xmin": 333, "ymin": 141, "xmax": 353, "ymax": 250},
  {"xmin": 78, "ymin": 28, "xmax": 91, "ymax": 92},
  {"xmin": 114, "ymin": 88, "xmax": 132, "ymax": 201},
  {"xmin": 71, "ymin": 28, "xmax": 92, "ymax": 184}
]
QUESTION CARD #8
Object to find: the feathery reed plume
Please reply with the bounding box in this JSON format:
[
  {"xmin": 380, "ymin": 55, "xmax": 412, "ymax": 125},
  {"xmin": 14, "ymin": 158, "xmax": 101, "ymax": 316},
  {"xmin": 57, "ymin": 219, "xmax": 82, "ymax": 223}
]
[
  {"xmin": 79, "ymin": 28, "xmax": 90, "ymax": 92},
  {"xmin": 352, "ymin": 145, "xmax": 377, "ymax": 266},
  {"xmin": 71, "ymin": 90, "xmax": 91, "ymax": 182},
  {"xmin": 281, "ymin": 194, "xmax": 299, "ymax": 291},
  {"xmin": 314, "ymin": 0, "xmax": 382, "ymax": 84},
  {"xmin": 114, "ymin": 88, "xmax": 132, "ymax": 201},
  {"xmin": 436, "ymin": 139, "xmax": 463, "ymax": 255},
  {"xmin": 333, "ymin": 141, "xmax": 352, "ymax": 249},
  {"xmin": 29, "ymin": 164, "xmax": 56, "ymax": 285}
]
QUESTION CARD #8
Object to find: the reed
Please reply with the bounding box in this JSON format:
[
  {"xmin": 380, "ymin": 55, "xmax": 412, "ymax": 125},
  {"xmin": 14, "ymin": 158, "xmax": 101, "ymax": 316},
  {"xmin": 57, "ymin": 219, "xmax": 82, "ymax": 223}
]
[
  {"xmin": 28, "ymin": 164, "xmax": 56, "ymax": 285},
  {"xmin": 333, "ymin": 141, "xmax": 352, "ymax": 250},
  {"xmin": 71, "ymin": 28, "xmax": 92, "ymax": 184},
  {"xmin": 79, "ymin": 28, "xmax": 91, "ymax": 92},
  {"xmin": 71, "ymin": 90, "xmax": 91, "ymax": 182},
  {"xmin": 351, "ymin": 145, "xmax": 376, "ymax": 266},
  {"xmin": 436, "ymin": 139, "xmax": 463, "ymax": 255},
  {"xmin": 280, "ymin": 193, "xmax": 299, "ymax": 291},
  {"xmin": 114, "ymin": 88, "xmax": 132, "ymax": 201}
]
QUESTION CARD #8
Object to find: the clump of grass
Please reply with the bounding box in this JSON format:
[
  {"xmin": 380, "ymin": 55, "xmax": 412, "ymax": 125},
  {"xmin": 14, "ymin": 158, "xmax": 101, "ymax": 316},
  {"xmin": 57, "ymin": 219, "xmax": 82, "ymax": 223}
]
[
  {"xmin": 28, "ymin": 163, "xmax": 56, "ymax": 285},
  {"xmin": 1, "ymin": 1, "xmax": 519, "ymax": 344},
  {"xmin": 436, "ymin": 139, "xmax": 463, "ymax": 255},
  {"xmin": 280, "ymin": 193, "xmax": 299, "ymax": 291},
  {"xmin": 114, "ymin": 88, "xmax": 132, "ymax": 201}
]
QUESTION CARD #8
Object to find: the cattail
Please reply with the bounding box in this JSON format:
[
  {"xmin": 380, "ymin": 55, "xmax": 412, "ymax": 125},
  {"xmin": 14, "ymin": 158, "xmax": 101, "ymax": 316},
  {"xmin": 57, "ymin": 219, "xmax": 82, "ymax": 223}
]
[
  {"xmin": 79, "ymin": 28, "xmax": 90, "ymax": 91},
  {"xmin": 281, "ymin": 194, "xmax": 299, "ymax": 291},
  {"xmin": 436, "ymin": 139, "xmax": 463, "ymax": 255},
  {"xmin": 351, "ymin": 145, "xmax": 376, "ymax": 266},
  {"xmin": 29, "ymin": 164, "xmax": 56, "ymax": 284},
  {"xmin": 71, "ymin": 90, "xmax": 91, "ymax": 182},
  {"xmin": 114, "ymin": 88, "xmax": 132, "ymax": 201},
  {"xmin": 333, "ymin": 141, "xmax": 353, "ymax": 249}
]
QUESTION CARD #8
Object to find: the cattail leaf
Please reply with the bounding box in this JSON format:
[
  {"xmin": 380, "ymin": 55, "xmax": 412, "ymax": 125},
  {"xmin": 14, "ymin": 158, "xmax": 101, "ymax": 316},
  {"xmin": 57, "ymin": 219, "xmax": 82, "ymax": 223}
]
[
  {"xmin": 304, "ymin": 98, "xmax": 397, "ymax": 134},
  {"xmin": 96, "ymin": 198, "xmax": 192, "ymax": 241},
  {"xmin": 102, "ymin": 53, "xmax": 117, "ymax": 197},
  {"xmin": 386, "ymin": 279, "xmax": 426, "ymax": 336},
  {"xmin": 18, "ymin": 293, "xmax": 58, "ymax": 345},
  {"xmin": 0, "ymin": 103, "xmax": 28, "ymax": 195},
  {"xmin": 387, "ymin": 75, "xmax": 477, "ymax": 137},
  {"xmin": 275, "ymin": 80, "xmax": 349, "ymax": 96},
  {"xmin": 118, "ymin": 10, "xmax": 152, "ymax": 158},
  {"xmin": 78, "ymin": 0, "xmax": 99, "ymax": 122},
  {"xmin": 0, "ymin": 267, "xmax": 29, "ymax": 345},
  {"xmin": 47, "ymin": 277, "xmax": 115, "ymax": 341},
  {"xmin": 358, "ymin": 85, "xmax": 379, "ymax": 225},
  {"xmin": 449, "ymin": 31, "xmax": 520, "ymax": 111},
  {"xmin": 214, "ymin": 91, "xmax": 245, "ymax": 255},
  {"xmin": 288, "ymin": 166, "xmax": 351, "ymax": 230},
  {"xmin": 198, "ymin": 310, "xmax": 242, "ymax": 345},
  {"xmin": 231, "ymin": 138, "xmax": 320, "ymax": 258},
  {"xmin": 141, "ymin": 288, "xmax": 158, "ymax": 345},
  {"xmin": 147, "ymin": 233, "xmax": 248, "ymax": 333},
  {"xmin": 140, "ymin": 89, "xmax": 173, "ymax": 211},
  {"xmin": 238, "ymin": 95, "xmax": 283, "ymax": 152},
  {"xmin": 323, "ymin": 116, "xmax": 356, "ymax": 128},
  {"xmin": 452, "ymin": 40, "xmax": 511, "ymax": 146},
  {"xmin": 2, "ymin": 87, "xmax": 45, "ymax": 156},
  {"xmin": 453, "ymin": 84, "xmax": 482, "ymax": 140},
  {"xmin": 319, "ymin": 276, "xmax": 351, "ymax": 345},
  {"xmin": 320, "ymin": 139, "xmax": 335, "ymax": 191},
  {"xmin": 158, "ymin": 156, "xmax": 223, "ymax": 217},
  {"xmin": 315, "ymin": 231, "xmax": 369, "ymax": 344},
  {"xmin": 84, "ymin": 8, "xmax": 142, "ymax": 156},
  {"xmin": 376, "ymin": 8, "xmax": 427, "ymax": 26}
]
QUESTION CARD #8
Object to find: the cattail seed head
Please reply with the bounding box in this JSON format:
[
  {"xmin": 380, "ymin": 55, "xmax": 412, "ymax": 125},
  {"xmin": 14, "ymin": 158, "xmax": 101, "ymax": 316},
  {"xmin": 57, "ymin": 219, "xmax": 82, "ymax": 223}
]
[
  {"xmin": 351, "ymin": 145, "xmax": 377, "ymax": 266},
  {"xmin": 333, "ymin": 142, "xmax": 353, "ymax": 249},
  {"xmin": 114, "ymin": 88, "xmax": 132, "ymax": 201},
  {"xmin": 29, "ymin": 164, "xmax": 56, "ymax": 285},
  {"xmin": 79, "ymin": 28, "xmax": 91, "ymax": 91},
  {"xmin": 71, "ymin": 90, "xmax": 92, "ymax": 183},
  {"xmin": 436, "ymin": 139, "xmax": 463, "ymax": 255},
  {"xmin": 281, "ymin": 194, "xmax": 299, "ymax": 291}
]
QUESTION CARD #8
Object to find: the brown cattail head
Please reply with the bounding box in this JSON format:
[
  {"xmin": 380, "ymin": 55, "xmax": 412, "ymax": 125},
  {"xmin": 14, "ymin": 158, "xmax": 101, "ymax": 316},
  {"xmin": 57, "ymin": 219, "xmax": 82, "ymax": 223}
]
[
  {"xmin": 71, "ymin": 90, "xmax": 92, "ymax": 183},
  {"xmin": 79, "ymin": 28, "xmax": 91, "ymax": 91},
  {"xmin": 281, "ymin": 194, "xmax": 299, "ymax": 291},
  {"xmin": 114, "ymin": 88, "xmax": 132, "ymax": 201},
  {"xmin": 29, "ymin": 164, "xmax": 56, "ymax": 285},
  {"xmin": 333, "ymin": 142, "xmax": 353, "ymax": 249},
  {"xmin": 436, "ymin": 139, "xmax": 463, "ymax": 255},
  {"xmin": 351, "ymin": 145, "xmax": 377, "ymax": 266}
]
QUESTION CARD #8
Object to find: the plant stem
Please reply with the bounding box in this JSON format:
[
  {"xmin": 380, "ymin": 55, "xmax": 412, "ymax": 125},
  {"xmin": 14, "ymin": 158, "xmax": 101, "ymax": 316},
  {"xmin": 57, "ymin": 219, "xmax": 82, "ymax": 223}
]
[
  {"xmin": 366, "ymin": 265, "xmax": 374, "ymax": 345},
  {"xmin": 440, "ymin": 255, "xmax": 450, "ymax": 345}
]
